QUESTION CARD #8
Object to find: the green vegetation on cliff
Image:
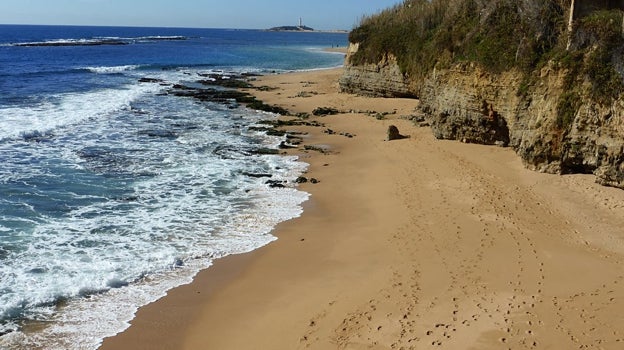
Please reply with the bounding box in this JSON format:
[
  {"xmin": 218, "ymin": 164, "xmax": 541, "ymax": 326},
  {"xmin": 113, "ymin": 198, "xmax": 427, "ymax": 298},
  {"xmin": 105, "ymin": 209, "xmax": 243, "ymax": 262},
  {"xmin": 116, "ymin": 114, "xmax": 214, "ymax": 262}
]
[
  {"xmin": 350, "ymin": 0, "xmax": 565, "ymax": 75},
  {"xmin": 349, "ymin": 0, "xmax": 624, "ymax": 125}
]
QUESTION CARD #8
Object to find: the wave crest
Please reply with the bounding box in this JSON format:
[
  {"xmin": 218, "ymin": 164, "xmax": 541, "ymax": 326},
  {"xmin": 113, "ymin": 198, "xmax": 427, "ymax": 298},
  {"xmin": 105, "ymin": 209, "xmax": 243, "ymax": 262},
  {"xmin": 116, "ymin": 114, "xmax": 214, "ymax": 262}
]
[
  {"xmin": 10, "ymin": 36, "xmax": 188, "ymax": 47},
  {"xmin": 84, "ymin": 65, "xmax": 141, "ymax": 74}
]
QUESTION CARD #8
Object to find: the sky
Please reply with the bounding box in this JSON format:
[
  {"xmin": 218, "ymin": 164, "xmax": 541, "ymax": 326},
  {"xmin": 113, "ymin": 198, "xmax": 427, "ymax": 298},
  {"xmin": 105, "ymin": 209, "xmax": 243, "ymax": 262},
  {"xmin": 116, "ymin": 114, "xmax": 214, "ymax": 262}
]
[{"xmin": 0, "ymin": 0, "xmax": 404, "ymax": 30}]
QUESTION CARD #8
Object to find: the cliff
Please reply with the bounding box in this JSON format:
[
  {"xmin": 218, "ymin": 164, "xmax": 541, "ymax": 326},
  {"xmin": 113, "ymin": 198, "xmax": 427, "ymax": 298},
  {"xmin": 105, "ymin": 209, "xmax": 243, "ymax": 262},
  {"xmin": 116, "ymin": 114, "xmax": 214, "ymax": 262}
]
[
  {"xmin": 339, "ymin": 43, "xmax": 416, "ymax": 98},
  {"xmin": 340, "ymin": 0, "xmax": 624, "ymax": 189}
]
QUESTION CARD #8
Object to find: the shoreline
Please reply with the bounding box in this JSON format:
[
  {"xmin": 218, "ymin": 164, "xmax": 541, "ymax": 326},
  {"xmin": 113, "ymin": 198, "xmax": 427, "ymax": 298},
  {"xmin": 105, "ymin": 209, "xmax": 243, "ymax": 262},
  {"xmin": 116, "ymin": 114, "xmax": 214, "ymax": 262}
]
[{"xmin": 101, "ymin": 67, "xmax": 624, "ymax": 350}]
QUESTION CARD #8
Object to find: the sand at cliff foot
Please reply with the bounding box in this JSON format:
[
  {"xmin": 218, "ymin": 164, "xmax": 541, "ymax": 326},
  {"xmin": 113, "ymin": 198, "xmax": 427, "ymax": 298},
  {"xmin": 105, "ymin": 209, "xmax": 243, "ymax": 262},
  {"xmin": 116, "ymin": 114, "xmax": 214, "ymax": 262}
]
[{"xmin": 101, "ymin": 68, "xmax": 624, "ymax": 350}]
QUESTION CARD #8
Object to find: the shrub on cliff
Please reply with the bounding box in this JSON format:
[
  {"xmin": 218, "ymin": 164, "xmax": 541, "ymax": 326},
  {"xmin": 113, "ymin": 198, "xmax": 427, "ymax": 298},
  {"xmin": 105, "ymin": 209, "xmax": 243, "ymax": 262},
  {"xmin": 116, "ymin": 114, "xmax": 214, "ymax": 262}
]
[
  {"xmin": 349, "ymin": 0, "xmax": 624, "ymax": 109},
  {"xmin": 350, "ymin": 0, "xmax": 566, "ymax": 78}
]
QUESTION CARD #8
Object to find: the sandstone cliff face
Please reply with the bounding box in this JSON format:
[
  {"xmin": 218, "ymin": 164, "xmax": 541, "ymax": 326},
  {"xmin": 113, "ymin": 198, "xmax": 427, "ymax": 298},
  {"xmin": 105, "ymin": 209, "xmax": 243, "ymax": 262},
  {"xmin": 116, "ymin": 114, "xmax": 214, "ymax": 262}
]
[
  {"xmin": 339, "ymin": 46, "xmax": 624, "ymax": 189},
  {"xmin": 339, "ymin": 43, "xmax": 415, "ymax": 98}
]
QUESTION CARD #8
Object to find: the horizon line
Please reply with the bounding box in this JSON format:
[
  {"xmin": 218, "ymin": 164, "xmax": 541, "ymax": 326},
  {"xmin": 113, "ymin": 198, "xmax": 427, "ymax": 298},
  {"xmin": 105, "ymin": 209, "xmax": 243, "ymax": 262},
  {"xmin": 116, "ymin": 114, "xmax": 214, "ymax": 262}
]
[{"xmin": 0, "ymin": 22, "xmax": 351, "ymax": 32}]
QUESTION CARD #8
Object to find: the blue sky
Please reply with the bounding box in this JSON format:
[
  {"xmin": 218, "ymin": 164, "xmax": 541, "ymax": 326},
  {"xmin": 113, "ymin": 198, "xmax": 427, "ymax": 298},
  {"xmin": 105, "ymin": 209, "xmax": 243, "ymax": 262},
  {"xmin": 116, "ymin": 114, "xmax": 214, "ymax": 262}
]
[{"xmin": 0, "ymin": 0, "xmax": 404, "ymax": 30}]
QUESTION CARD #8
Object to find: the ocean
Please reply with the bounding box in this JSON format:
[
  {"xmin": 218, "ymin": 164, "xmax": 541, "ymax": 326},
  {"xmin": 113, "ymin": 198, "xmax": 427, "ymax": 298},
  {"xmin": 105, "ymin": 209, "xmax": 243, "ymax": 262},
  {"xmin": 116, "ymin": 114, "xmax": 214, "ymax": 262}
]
[{"xmin": 0, "ymin": 25, "xmax": 348, "ymax": 349}]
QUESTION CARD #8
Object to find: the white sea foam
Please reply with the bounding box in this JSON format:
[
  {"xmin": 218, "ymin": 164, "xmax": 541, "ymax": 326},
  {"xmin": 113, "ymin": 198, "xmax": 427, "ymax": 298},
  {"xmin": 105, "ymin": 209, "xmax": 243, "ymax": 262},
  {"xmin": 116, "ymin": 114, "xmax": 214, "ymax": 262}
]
[
  {"xmin": 0, "ymin": 78, "xmax": 311, "ymax": 349},
  {"xmin": 0, "ymin": 158, "xmax": 309, "ymax": 350},
  {"xmin": 12, "ymin": 38, "xmax": 127, "ymax": 47},
  {"xmin": 84, "ymin": 65, "xmax": 141, "ymax": 74},
  {"xmin": 3, "ymin": 166, "xmax": 308, "ymax": 350},
  {"xmin": 0, "ymin": 83, "xmax": 161, "ymax": 141},
  {"xmin": 135, "ymin": 35, "xmax": 187, "ymax": 41},
  {"xmin": 10, "ymin": 36, "xmax": 188, "ymax": 47}
]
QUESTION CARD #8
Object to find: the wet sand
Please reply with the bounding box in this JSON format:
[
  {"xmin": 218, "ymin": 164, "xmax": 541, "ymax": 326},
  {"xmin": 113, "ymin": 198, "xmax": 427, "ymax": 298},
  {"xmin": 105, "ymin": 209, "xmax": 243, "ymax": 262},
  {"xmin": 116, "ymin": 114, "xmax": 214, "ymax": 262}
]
[{"xmin": 101, "ymin": 68, "xmax": 624, "ymax": 350}]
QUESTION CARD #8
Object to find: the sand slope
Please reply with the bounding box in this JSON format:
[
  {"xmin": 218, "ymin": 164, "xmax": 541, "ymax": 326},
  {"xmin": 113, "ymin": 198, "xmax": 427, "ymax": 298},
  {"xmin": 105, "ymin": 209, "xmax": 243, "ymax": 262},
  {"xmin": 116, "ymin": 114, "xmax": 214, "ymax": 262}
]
[{"xmin": 101, "ymin": 68, "xmax": 624, "ymax": 350}]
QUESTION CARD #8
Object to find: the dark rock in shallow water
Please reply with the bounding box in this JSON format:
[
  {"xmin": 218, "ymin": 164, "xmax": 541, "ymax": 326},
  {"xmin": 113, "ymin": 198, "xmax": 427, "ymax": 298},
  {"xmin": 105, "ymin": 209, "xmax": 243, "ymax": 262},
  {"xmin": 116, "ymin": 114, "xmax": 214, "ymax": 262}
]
[
  {"xmin": 173, "ymin": 258, "xmax": 185, "ymax": 268},
  {"xmin": 138, "ymin": 77, "xmax": 164, "ymax": 84},
  {"xmin": 249, "ymin": 126, "xmax": 286, "ymax": 136},
  {"xmin": 107, "ymin": 278, "xmax": 129, "ymax": 288},
  {"xmin": 213, "ymin": 145, "xmax": 253, "ymax": 159},
  {"xmin": 279, "ymin": 141, "xmax": 298, "ymax": 149},
  {"xmin": 198, "ymin": 78, "xmax": 253, "ymax": 89},
  {"xmin": 168, "ymin": 84, "xmax": 289, "ymax": 114},
  {"xmin": 295, "ymin": 176, "xmax": 308, "ymax": 183},
  {"xmin": 266, "ymin": 180, "xmax": 286, "ymax": 188},
  {"xmin": 196, "ymin": 72, "xmax": 266, "ymax": 89},
  {"xmin": 117, "ymin": 195, "xmax": 140, "ymax": 202},
  {"xmin": 27, "ymin": 267, "xmax": 47, "ymax": 274},
  {"xmin": 139, "ymin": 129, "xmax": 178, "ymax": 138},
  {"xmin": 252, "ymin": 148, "xmax": 280, "ymax": 155},
  {"xmin": 0, "ymin": 247, "xmax": 9, "ymax": 260},
  {"xmin": 172, "ymin": 84, "xmax": 192, "ymax": 90},
  {"xmin": 0, "ymin": 329, "xmax": 14, "ymax": 337},
  {"xmin": 22, "ymin": 130, "xmax": 54, "ymax": 143},
  {"xmin": 242, "ymin": 172, "xmax": 273, "ymax": 178}
]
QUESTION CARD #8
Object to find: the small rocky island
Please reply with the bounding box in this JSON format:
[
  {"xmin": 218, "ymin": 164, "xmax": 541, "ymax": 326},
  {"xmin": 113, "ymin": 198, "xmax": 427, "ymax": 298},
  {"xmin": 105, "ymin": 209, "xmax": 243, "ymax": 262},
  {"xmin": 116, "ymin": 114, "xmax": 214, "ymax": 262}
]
[
  {"xmin": 268, "ymin": 25, "xmax": 314, "ymax": 32},
  {"xmin": 268, "ymin": 18, "xmax": 314, "ymax": 32}
]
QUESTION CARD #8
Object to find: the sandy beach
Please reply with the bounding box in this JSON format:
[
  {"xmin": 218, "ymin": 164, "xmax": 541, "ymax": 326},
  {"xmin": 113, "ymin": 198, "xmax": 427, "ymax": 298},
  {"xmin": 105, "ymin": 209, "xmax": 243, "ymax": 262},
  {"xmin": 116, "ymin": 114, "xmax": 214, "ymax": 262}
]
[{"xmin": 100, "ymin": 67, "xmax": 624, "ymax": 350}]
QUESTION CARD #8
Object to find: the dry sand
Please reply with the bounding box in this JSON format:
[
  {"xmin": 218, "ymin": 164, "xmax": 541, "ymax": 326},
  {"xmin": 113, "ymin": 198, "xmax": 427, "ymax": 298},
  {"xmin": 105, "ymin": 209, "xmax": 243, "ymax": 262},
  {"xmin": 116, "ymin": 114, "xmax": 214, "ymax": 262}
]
[{"xmin": 100, "ymin": 68, "xmax": 624, "ymax": 350}]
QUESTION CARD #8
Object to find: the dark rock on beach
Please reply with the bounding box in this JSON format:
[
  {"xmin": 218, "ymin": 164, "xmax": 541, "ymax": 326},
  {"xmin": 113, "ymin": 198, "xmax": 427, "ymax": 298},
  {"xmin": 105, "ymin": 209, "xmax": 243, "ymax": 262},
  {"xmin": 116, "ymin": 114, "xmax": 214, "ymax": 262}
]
[
  {"xmin": 247, "ymin": 101, "xmax": 290, "ymax": 115},
  {"xmin": 387, "ymin": 125, "xmax": 409, "ymax": 141},
  {"xmin": 313, "ymin": 107, "xmax": 340, "ymax": 116},
  {"xmin": 249, "ymin": 126, "xmax": 287, "ymax": 137}
]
